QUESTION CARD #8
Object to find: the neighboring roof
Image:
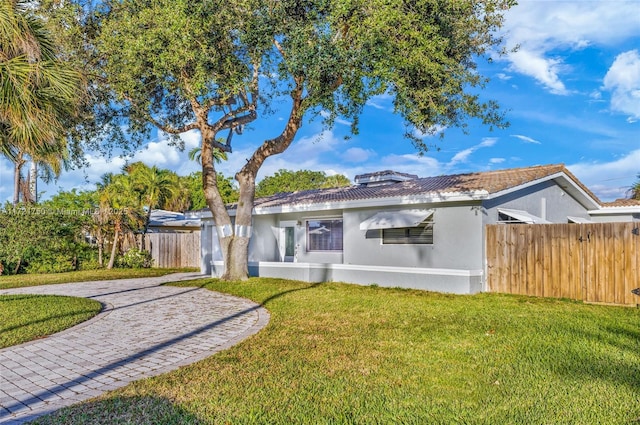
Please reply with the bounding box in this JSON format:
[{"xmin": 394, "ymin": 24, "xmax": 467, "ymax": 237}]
[
  {"xmin": 601, "ymin": 198, "xmax": 640, "ymax": 207},
  {"xmin": 354, "ymin": 170, "xmax": 419, "ymax": 185},
  {"xmin": 233, "ymin": 164, "xmax": 601, "ymax": 213},
  {"xmin": 590, "ymin": 198, "xmax": 640, "ymax": 216},
  {"xmin": 148, "ymin": 209, "xmax": 201, "ymax": 228}
]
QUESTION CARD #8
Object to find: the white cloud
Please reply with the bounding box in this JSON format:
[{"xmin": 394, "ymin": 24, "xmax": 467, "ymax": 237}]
[
  {"xmin": 319, "ymin": 110, "xmax": 352, "ymax": 127},
  {"xmin": 342, "ymin": 147, "xmax": 376, "ymax": 163},
  {"xmin": 490, "ymin": 158, "xmax": 506, "ymax": 164},
  {"xmin": 413, "ymin": 125, "xmax": 447, "ymax": 139},
  {"xmin": 365, "ymin": 93, "xmax": 393, "ymax": 111},
  {"xmin": 507, "ymin": 50, "xmax": 568, "ymax": 95},
  {"xmin": 511, "ymin": 134, "xmax": 542, "ymax": 144},
  {"xmin": 496, "ymin": 73, "xmax": 512, "ymax": 81},
  {"xmin": 479, "ymin": 138, "xmax": 498, "ymax": 148},
  {"xmin": 289, "ymin": 130, "xmax": 342, "ymax": 157},
  {"xmin": 448, "ymin": 137, "xmax": 498, "ymax": 166},
  {"xmin": 500, "ymin": 1, "xmax": 640, "ymax": 94},
  {"xmin": 450, "ymin": 148, "xmax": 475, "ymax": 165},
  {"xmin": 602, "ymin": 50, "xmax": 640, "ymax": 119},
  {"xmin": 133, "ymin": 141, "xmax": 181, "ymax": 166},
  {"xmin": 568, "ymin": 149, "xmax": 640, "ymax": 201},
  {"xmin": 379, "ymin": 153, "xmax": 443, "ymax": 177}
]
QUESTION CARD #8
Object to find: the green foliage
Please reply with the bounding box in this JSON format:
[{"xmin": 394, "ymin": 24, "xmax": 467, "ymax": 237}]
[
  {"xmin": 183, "ymin": 172, "xmax": 239, "ymax": 208},
  {"xmin": 41, "ymin": 0, "xmax": 515, "ymax": 279},
  {"xmin": 116, "ymin": 248, "xmax": 153, "ymax": 269},
  {"xmin": 629, "ymin": 173, "xmax": 640, "ymax": 200},
  {"xmin": 256, "ymin": 169, "xmax": 351, "ymax": 197},
  {"xmin": 0, "ymin": 203, "xmax": 97, "ymax": 275},
  {"xmin": 1, "ymin": 0, "xmax": 84, "ymax": 203},
  {"xmin": 57, "ymin": 0, "xmax": 513, "ymax": 149}
]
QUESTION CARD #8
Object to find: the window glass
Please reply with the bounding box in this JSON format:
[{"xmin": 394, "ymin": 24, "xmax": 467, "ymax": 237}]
[
  {"xmin": 382, "ymin": 222, "xmax": 433, "ymax": 245},
  {"xmin": 307, "ymin": 219, "xmax": 343, "ymax": 251},
  {"xmin": 285, "ymin": 227, "xmax": 295, "ymax": 257}
]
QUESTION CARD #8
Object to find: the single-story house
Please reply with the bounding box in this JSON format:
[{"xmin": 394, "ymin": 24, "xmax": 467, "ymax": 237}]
[{"xmin": 197, "ymin": 164, "xmax": 639, "ymax": 294}]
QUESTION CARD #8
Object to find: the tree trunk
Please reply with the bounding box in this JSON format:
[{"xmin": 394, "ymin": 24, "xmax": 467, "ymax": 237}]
[
  {"xmin": 13, "ymin": 153, "xmax": 25, "ymax": 205},
  {"xmin": 13, "ymin": 257, "xmax": 21, "ymax": 275},
  {"xmin": 222, "ymin": 236, "xmax": 250, "ymax": 281},
  {"xmin": 221, "ymin": 169, "xmax": 257, "ymax": 280},
  {"xmin": 197, "ymin": 78, "xmax": 304, "ymax": 281},
  {"xmin": 201, "ymin": 127, "xmax": 244, "ymax": 279},
  {"xmin": 107, "ymin": 228, "xmax": 119, "ymax": 269},
  {"xmin": 97, "ymin": 229, "xmax": 104, "ymax": 267},
  {"xmin": 141, "ymin": 208, "xmax": 152, "ymax": 250},
  {"xmin": 29, "ymin": 161, "xmax": 37, "ymax": 203}
]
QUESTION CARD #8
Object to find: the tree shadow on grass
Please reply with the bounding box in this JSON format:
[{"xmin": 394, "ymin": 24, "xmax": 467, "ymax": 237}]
[
  {"xmin": 165, "ymin": 278, "xmax": 322, "ymax": 308},
  {"xmin": 27, "ymin": 395, "xmax": 205, "ymax": 425},
  {"xmin": 0, "ymin": 295, "xmax": 101, "ymax": 348}
]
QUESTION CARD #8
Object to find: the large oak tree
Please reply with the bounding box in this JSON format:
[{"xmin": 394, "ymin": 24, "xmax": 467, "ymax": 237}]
[{"xmin": 47, "ymin": 0, "xmax": 514, "ymax": 280}]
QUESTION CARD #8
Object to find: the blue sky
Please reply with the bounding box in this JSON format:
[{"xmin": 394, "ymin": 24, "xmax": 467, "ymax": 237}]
[{"xmin": 1, "ymin": 0, "xmax": 639, "ymax": 203}]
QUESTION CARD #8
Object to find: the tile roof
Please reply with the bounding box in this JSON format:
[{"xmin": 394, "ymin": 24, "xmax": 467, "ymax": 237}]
[
  {"xmin": 242, "ymin": 164, "xmax": 597, "ymax": 210},
  {"xmin": 601, "ymin": 198, "xmax": 640, "ymax": 207}
]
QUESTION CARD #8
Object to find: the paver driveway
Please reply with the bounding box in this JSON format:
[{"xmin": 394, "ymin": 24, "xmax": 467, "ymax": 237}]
[{"xmin": 0, "ymin": 273, "xmax": 270, "ymax": 424}]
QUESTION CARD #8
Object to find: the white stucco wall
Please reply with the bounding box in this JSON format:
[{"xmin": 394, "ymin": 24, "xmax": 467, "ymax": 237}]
[
  {"xmin": 483, "ymin": 180, "xmax": 591, "ymax": 224},
  {"xmin": 343, "ymin": 204, "xmax": 483, "ymax": 270}
]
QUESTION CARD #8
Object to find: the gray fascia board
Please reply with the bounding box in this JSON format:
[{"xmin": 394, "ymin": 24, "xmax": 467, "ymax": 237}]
[{"xmin": 251, "ymin": 191, "xmax": 490, "ymax": 216}]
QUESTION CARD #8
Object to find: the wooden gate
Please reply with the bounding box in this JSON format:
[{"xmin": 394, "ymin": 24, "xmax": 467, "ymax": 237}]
[
  {"xmin": 486, "ymin": 223, "xmax": 640, "ymax": 306},
  {"xmin": 143, "ymin": 233, "xmax": 200, "ymax": 269}
]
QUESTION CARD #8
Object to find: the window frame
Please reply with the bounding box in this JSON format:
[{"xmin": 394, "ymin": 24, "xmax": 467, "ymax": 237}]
[
  {"xmin": 381, "ymin": 219, "xmax": 434, "ymax": 245},
  {"xmin": 306, "ymin": 218, "xmax": 344, "ymax": 252}
]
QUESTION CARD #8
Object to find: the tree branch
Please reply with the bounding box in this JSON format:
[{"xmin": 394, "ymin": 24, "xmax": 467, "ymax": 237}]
[
  {"xmin": 239, "ymin": 76, "xmax": 306, "ymax": 177},
  {"xmin": 121, "ymin": 93, "xmax": 200, "ymax": 135},
  {"xmin": 149, "ymin": 116, "xmax": 200, "ymax": 135}
]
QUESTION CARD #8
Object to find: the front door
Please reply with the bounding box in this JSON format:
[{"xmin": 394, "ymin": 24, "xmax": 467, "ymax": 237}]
[{"xmin": 279, "ymin": 221, "xmax": 297, "ymax": 262}]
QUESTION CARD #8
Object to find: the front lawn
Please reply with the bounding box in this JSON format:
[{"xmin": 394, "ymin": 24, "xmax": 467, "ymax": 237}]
[
  {"xmin": 31, "ymin": 278, "xmax": 640, "ymax": 424},
  {"xmin": 0, "ymin": 268, "xmax": 196, "ymax": 290},
  {"xmin": 0, "ymin": 294, "xmax": 102, "ymax": 349}
]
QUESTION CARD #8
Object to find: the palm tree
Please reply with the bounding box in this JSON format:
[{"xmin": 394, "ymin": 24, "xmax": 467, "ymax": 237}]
[
  {"xmin": 126, "ymin": 163, "xmax": 177, "ymax": 248},
  {"xmin": 629, "ymin": 174, "xmax": 640, "ymax": 200},
  {"xmin": 0, "ymin": 0, "xmax": 82, "ymax": 204},
  {"xmin": 99, "ymin": 174, "xmax": 144, "ymax": 269},
  {"xmin": 163, "ymin": 175, "xmax": 192, "ymax": 212},
  {"xmin": 187, "ymin": 144, "xmax": 228, "ymax": 165},
  {"xmin": 93, "ymin": 173, "xmax": 115, "ymax": 267},
  {"xmin": 18, "ymin": 145, "xmax": 70, "ymax": 203}
]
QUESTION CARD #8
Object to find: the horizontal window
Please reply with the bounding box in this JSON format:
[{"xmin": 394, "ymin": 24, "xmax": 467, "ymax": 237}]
[
  {"xmin": 382, "ymin": 223, "xmax": 433, "ymax": 245},
  {"xmin": 307, "ymin": 219, "xmax": 343, "ymax": 251}
]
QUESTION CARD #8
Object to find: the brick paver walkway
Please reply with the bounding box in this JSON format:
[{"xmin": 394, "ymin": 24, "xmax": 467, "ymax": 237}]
[{"xmin": 0, "ymin": 273, "xmax": 269, "ymax": 424}]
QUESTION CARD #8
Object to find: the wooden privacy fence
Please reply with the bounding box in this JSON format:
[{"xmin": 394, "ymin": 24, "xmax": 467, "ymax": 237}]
[
  {"xmin": 139, "ymin": 233, "xmax": 200, "ymax": 269},
  {"xmin": 486, "ymin": 223, "xmax": 640, "ymax": 306}
]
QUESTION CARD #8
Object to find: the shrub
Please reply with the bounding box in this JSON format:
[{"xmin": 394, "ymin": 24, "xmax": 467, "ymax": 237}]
[{"xmin": 116, "ymin": 248, "xmax": 153, "ymax": 269}]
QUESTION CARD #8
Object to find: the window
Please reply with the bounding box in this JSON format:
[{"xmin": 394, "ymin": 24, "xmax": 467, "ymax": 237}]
[
  {"xmin": 284, "ymin": 227, "xmax": 295, "ymax": 257},
  {"xmin": 498, "ymin": 211, "xmax": 526, "ymax": 224},
  {"xmin": 307, "ymin": 219, "xmax": 343, "ymax": 251},
  {"xmin": 382, "ymin": 222, "xmax": 433, "ymax": 245},
  {"xmin": 497, "ymin": 208, "xmax": 549, "ymax": 224}
]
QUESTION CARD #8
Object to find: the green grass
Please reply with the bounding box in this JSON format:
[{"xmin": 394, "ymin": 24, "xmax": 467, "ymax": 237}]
[
  {"xmin": 0, "ymin": 294, "xmax": 102, "ymax": 349},
  {"xmin": 0, "ymin": 268, "xmax": 197, "ymax": 290},
  {"xmin": 30, "ymin": 278, "xmax": 640, "ymax": 424}
]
